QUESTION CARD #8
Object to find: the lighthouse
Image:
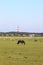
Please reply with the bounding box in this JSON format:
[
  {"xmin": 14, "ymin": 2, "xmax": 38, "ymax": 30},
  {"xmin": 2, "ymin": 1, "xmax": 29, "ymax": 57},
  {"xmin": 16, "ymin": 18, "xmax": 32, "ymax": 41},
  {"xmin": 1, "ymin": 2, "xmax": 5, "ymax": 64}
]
[{"xmin": 17, "ymin": 25, "xmax": 20, "ymax": 32}]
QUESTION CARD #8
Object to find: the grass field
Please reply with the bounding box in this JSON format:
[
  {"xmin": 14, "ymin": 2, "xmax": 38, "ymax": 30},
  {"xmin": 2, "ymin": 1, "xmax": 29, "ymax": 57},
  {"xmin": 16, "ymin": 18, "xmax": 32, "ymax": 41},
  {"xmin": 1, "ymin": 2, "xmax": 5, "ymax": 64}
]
[{"xmin": 0, "ymin": 37, "xmax": 43, "ymax": 65}]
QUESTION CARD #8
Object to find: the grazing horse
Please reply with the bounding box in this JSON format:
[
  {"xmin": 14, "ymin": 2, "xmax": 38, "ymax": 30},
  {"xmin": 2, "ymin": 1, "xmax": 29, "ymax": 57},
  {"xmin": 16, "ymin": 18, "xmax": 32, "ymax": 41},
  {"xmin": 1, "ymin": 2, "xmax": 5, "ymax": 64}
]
[
  {"xmin": 17, "ymin": 40, "xmax": 25, "ymax": 45},
  {"xmin": 34, "ymin": 39, "xmax": 37, "ymax": 42}
]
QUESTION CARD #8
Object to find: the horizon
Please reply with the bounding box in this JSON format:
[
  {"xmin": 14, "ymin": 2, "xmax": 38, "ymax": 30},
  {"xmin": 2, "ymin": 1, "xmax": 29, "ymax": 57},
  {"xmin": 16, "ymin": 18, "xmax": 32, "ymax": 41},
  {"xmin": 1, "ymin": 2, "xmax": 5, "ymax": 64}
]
[{"xmin": 0, "ymin": 31, "xmax": 43, "ymax": 33}]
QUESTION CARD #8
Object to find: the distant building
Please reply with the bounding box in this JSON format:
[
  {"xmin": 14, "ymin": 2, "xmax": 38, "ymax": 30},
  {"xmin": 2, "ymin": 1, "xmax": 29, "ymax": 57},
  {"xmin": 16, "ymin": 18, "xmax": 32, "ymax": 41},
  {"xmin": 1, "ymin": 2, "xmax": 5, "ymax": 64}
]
[{"xmin": 29, "ymin": 34, "xmax": 35, "ymax": 37}]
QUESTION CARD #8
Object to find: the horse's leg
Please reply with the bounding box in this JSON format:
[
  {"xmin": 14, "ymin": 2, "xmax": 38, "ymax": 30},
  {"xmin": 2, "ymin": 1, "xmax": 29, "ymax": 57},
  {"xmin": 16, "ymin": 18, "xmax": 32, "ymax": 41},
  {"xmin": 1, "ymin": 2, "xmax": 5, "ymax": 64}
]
[
  {"xmin": 17, "ymin": 41, "xmax": 19, "ymax": 44},
  {"xmin": 24, "ymin": 41, "xmax": 25, "ymax": 45}
]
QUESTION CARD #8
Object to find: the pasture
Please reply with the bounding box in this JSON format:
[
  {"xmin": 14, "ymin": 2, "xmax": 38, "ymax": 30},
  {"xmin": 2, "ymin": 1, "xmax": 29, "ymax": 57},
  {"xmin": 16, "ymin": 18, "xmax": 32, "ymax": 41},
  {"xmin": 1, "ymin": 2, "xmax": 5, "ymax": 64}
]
[{"xmin": 0, "ymin": 37, "xmax": 43, "ymax": 65}]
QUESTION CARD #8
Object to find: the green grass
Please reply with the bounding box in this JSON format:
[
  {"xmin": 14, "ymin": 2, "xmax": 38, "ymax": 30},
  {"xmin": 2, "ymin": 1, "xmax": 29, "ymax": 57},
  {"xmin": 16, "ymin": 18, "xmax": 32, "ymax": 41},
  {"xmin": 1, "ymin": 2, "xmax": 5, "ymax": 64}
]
[{"xmin": 0, "ymin": 37, "xmax": 43, "ymax": 65}]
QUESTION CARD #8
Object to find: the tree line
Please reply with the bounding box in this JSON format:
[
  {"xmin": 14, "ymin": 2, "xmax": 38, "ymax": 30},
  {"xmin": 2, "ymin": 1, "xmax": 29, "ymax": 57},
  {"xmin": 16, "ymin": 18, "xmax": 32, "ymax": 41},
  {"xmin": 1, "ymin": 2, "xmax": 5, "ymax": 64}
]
[{"xmin": 0, "ymin": 32, "xmax": 43, "ymax": 37}]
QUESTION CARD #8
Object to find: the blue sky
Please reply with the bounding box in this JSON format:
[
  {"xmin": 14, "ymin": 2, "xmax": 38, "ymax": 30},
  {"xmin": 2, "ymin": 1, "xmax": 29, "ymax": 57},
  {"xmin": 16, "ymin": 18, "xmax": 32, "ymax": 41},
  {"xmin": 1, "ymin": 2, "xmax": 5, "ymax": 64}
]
[{"xmin": 0, "ymin": 0, "xmax": 43, "ymax": 32}]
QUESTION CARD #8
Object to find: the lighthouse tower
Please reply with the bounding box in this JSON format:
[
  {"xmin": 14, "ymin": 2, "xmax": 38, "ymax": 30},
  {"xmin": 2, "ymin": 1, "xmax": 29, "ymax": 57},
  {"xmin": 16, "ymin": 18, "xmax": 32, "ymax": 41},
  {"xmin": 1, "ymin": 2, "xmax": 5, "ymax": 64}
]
[{"xmin": 17, "ymin": 25, "xmax": 20, "ymax": 32}]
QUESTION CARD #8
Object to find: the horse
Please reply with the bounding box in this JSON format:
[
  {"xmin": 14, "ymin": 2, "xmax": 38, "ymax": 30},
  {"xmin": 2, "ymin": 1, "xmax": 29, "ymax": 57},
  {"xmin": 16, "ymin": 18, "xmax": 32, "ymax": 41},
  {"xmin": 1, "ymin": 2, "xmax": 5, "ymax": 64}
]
[
  {"xmin": 17, "ymin": 40, "xmax": 25, "ymax": 45},
  {"xmin": 34, "ymin": 39, "xmax": 37, "ymax": 42}
]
